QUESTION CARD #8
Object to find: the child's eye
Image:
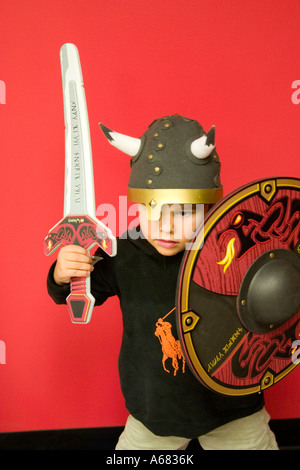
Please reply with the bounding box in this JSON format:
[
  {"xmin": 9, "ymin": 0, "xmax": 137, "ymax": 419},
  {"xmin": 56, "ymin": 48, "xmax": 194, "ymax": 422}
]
[{"xmin": 176, "ymin": 210, "xmax": 193, "ymax": 217}]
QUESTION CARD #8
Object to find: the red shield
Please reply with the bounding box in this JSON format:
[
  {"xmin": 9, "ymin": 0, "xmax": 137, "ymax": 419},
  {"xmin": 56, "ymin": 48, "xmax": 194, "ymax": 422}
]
[{"xmin": 176, "ymin": 177, "xmax": 300, "ymax": 395}]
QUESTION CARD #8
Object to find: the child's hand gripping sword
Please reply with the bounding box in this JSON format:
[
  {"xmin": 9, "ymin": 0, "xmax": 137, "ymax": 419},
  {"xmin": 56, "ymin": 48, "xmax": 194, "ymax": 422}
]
[{"xmin": 44, "ymin": 43, "xmax": 117, "ymax": 324}]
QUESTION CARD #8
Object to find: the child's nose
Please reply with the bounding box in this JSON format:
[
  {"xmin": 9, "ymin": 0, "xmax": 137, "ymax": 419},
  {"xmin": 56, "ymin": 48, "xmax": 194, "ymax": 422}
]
[{"xmin": 160, "ymin": 211, "xmax": 175, "ymax": 234}]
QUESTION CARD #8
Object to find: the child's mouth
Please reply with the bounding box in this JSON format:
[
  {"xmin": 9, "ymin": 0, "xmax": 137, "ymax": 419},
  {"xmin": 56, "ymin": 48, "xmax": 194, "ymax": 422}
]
[{"xmin": 156, "ymin": 239, "xmax": 178, "ymax": 248}]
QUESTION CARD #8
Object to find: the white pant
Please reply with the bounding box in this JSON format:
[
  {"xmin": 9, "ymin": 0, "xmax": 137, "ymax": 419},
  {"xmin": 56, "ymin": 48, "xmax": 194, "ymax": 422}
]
[{"xmin": 116, "ymin": 408, "xmax": 278, "ymax": 450}]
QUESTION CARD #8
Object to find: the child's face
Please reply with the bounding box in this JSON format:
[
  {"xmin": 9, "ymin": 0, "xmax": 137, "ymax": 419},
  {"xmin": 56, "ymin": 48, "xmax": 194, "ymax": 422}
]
[{"xmin": 138, "ymin": 203, "xmax": 206, "ymax": 256}]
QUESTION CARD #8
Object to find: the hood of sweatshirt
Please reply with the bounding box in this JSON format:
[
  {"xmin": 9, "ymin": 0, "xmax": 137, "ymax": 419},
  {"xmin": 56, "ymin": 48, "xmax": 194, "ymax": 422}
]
[{"xmin": 123, "ymin": 225, "xmax": 185, "ymax": 266}]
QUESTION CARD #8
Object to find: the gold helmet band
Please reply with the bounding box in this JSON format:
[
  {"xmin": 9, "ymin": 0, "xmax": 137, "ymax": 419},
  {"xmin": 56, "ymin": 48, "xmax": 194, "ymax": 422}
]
[{"xmin": 128, "ymin": 187, "xmax": 223, "ymax": 220}]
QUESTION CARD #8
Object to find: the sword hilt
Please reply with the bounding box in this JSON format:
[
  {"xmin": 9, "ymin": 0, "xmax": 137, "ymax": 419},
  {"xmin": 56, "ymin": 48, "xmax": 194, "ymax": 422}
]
[
  {"xmin": 45, "ymin": 213, "xmax": 116, "ymax": 324},
  {"xmin": 67, "ymin": 276, "xmax": 95, "ymax": 324},
  {"xmin": 44, "ymin": 214, "xmax": 116, "ymax": 257}
]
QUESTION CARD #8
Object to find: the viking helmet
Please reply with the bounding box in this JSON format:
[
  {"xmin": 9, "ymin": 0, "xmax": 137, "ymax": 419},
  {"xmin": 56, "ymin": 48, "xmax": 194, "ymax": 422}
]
[{"xmin": 99, "ymin": 115, "xmax": 223, "ymax": 220}]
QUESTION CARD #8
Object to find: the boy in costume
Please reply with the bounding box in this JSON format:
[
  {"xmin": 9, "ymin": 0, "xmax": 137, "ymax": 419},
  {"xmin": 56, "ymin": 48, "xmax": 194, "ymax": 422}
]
[{"xmin": 47, "ymin": 115, "xmax": 278, "ymax": 450}]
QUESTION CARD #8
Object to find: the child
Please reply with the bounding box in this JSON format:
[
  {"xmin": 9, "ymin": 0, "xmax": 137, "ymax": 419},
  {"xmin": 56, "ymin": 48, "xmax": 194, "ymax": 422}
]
[{"xmin": 47, "ymin": 115, "xmax": 278, "ymax": 450}]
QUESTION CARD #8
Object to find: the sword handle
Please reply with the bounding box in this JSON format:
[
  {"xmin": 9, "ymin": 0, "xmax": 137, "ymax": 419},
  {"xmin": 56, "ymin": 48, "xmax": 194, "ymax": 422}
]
[{"xmin": 67, "ymin": 276, "xmax": 95, "ymax": 324}]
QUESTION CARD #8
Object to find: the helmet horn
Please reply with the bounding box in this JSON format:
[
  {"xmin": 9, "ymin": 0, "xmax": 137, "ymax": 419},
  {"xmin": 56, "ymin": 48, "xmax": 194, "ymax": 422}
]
[
  {"xmin": 190, "ymin": 125, "xmax": 215, "ymax": 159},
  {"xmin": 99, "ymin": 123, "xmax": 142, "ymax": 157}
]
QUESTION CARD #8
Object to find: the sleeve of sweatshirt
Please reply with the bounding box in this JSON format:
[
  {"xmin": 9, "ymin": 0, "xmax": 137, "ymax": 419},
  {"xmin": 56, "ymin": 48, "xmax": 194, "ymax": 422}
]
[{"xmin": 46, "ymin": 251, "xmax": 119, "ymax": 306}]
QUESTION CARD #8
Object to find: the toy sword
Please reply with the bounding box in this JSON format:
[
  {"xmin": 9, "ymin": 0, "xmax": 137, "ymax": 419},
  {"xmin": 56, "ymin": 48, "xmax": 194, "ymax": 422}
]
[{"xmin": 44, "ymin": 43, "xmax": 117, "ymax": 324}]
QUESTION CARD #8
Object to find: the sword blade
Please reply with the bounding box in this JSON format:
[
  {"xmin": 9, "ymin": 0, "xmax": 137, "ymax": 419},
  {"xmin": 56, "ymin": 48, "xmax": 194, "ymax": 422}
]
[{"xmin": 61, "ymin": 43, "xmax": 95, "ymax": 216}]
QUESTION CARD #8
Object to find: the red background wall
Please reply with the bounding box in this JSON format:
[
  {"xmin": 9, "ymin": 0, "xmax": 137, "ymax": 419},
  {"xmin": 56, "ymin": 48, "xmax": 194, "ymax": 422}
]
[{"xmin": 0, "ymin": 0, "xmax": 299, "ymax": 432}]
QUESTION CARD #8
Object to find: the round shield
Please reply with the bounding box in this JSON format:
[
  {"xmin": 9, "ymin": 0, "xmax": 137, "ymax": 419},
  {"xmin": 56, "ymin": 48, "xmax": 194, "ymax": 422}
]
[{"xmin": 176, "ymin": 177, "xmax": 300, "ymax": 396}]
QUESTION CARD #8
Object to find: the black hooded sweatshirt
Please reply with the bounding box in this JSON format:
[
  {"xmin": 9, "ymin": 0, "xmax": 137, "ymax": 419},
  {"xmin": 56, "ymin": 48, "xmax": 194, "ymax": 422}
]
[{"xmin": 47, "ymin": 227, "xmax": 264, "ymax": 438}]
